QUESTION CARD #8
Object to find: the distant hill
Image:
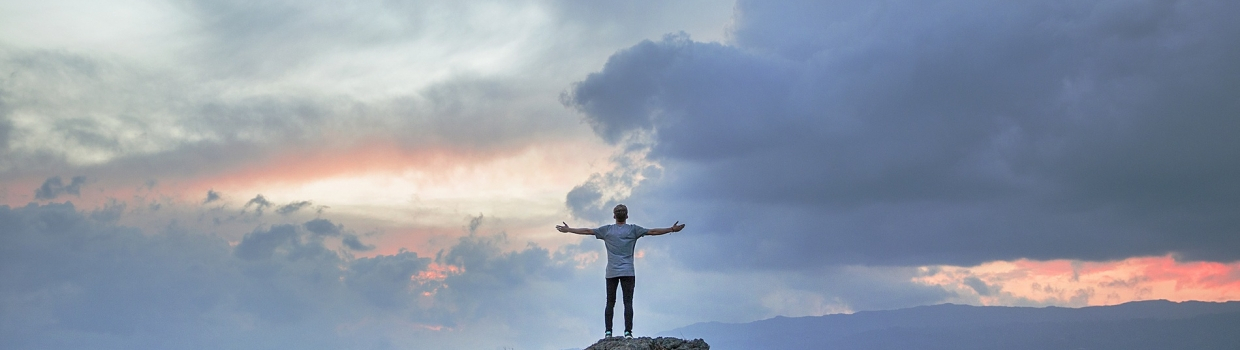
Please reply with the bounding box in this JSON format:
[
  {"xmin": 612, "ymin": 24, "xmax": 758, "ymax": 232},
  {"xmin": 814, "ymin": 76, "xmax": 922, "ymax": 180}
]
[{"xmin": 659, "ymin": 300, "xmax": 1240, "ymax": 350}]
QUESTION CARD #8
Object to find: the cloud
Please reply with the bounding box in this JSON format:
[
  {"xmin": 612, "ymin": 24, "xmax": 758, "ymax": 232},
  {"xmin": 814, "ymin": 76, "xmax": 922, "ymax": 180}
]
[
  {"xmin": 0, "ymin": 0, "xmax": 739, "ymax": 177},
  {"xmin": 345, "ymin": 251, "xmax": 432, "ymax": 308},
  {"xmin": 18, "ymin": 198, "xmax": 909, "ymax": 349},
  {"xmin": 233, "ymin": 224, "xmax": 300, "ymax": 260},
  {"xmin": 88, "ymin": 199, "xmax": 126, "ymax": 223},
  {"xmin": 0, "ymin": 202, "xmax": 607, "ymax": 349},
  {"xmin": 963, "ymin": 277, "xmax": 993, "ymax": 297},
  {"xmin": 203, "ymin": 189, "xmax": 221, "ymax": 204},
  {"xmin": 0, "ymin": 46, "xmax": 583, "ymax": 188},
  {"xmin": 629, "ymin": 249, "xmax": 955, "ymax": 322},
  {"xmin": 565, "ymin": 143, "xmax": 661, "ymax": 222},
  {"xmin": 563, "ymin": 0, "xmax": 1240, "ymax": 268},
  {"xmin": 301, "ymin": 218, "xmax": 374, "ymax": 251},
  {"xmin": 342, "ymin": 234, "xmax": 375, "ymax": 251},
  {"xmin": 33, "ymin": 176, "xmax": 87, "ymax": 200},
  {"xmin": 303, "ymin": 218, "xmax": 343, "ymax": 236},
  {"xmin": 241, "ymin": 194, "xmax": 272, "ymax": 215},
  {"xmin": 0, "ymin": 0, "xmax": 737, "ymax": 206},
  {"xmin": 915, "ymin": 256, "xmax": 1240, "ymax": 308},
  {"xmin": 467, "ymin": 213, "xmax": 484, "ymax": 234},
  {"xmin": 276, "ymin": 200, "xmax": 312, "ymax": 215},
  {"xmin": 0, "ymin": 103, "xmax": 11, "ymax": 152},
  {"xmin": 430, "ymin": 232, "xmax": 582, "ymax": 328},
  {"xmin": 4, "ymin": 200, "xmax": 1098, "ymax": 349}
]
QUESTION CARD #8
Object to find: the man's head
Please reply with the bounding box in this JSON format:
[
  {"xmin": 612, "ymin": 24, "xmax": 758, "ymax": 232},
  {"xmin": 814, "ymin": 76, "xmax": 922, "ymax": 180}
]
[{"xmin": 613, "ymin": 204, "xmax": 628, "ymax": 222}]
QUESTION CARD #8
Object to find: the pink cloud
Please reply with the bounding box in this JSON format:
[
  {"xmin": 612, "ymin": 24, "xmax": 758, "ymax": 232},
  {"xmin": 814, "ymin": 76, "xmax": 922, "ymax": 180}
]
[{"xmin": 917, "ymin": 255, "xmax": 1240, "ymax": 307}]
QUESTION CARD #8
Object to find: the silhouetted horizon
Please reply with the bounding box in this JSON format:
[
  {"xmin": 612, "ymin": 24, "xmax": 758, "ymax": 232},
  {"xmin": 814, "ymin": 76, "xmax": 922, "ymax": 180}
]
[{"xmin": 663, "ymin": 299, "xmax": 1240, "ymax": 349}]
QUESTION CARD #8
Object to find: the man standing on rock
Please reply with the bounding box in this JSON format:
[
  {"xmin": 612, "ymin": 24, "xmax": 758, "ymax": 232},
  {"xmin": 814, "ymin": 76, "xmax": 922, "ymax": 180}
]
[{"xmin": 557, "ymin": 204, "xmax": 686, "ymax": 339}]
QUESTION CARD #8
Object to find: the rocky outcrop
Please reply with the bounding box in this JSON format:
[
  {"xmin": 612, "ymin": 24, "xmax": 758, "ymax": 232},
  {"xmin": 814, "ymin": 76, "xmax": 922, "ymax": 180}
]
[{"xmin": 584, "ymin": 336, "xmax": 709, "ymax": 350}]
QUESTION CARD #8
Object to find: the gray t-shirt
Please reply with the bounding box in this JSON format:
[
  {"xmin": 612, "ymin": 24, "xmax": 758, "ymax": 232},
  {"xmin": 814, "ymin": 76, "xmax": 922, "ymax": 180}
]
[{"xmin": 594, "ymin": 223, "xmax": 649, "ymax": 278}]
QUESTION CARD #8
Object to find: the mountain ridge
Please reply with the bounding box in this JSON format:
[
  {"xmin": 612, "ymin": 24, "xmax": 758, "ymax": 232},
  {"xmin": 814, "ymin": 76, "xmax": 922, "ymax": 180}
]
[{"xmin": 659, "ymin": 300, "xmax": 1240, "ymax": 350}]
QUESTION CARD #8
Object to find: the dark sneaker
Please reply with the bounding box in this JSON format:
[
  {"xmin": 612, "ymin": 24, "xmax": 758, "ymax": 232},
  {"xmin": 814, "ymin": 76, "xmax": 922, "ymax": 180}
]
[{"xmin": 624, "ymin": 331, "xmax": 633, "ymax": 339}]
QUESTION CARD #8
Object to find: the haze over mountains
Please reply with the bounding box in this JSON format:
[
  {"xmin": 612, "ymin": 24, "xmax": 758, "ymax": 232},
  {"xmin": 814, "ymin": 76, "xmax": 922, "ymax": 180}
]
[{"xmin": 661, "ymin": 300, "xmax": 1240, "ymax": 350}]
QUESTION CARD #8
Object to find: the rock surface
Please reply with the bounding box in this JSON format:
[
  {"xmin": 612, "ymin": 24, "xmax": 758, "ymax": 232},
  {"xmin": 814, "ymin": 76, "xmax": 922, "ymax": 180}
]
[{"xmin": 584, "ymin": 336, "xmax": 709, "ymax": 350}]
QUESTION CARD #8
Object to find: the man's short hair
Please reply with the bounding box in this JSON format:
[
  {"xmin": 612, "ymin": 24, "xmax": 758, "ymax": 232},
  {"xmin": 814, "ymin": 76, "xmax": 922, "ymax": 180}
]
[{"xmin": 613, "ymin": 204, "xmax": 627, "ymax": 213}]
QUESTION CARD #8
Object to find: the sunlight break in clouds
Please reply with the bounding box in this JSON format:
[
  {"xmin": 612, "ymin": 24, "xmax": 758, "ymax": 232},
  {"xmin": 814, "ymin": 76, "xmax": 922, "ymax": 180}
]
[{"xmin": 917, "ymin": 255, "xmax": 1240, "ymax": 307}]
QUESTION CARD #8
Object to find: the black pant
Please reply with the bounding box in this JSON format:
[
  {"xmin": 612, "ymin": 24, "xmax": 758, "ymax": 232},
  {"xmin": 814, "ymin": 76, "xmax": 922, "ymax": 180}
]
[{"xmin": 605, "ymin": 276, "xmax": 635, "ymax": 333}]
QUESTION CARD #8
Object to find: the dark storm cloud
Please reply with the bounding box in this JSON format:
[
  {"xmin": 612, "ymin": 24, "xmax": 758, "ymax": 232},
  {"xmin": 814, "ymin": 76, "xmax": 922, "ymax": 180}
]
[
  {"xmin": 34, "ymin": 176, "xmax": 87, "ymax": 200},
  {"xmin": 564, "ymin": 0, "xmax": 1240, "ymax": 268}
]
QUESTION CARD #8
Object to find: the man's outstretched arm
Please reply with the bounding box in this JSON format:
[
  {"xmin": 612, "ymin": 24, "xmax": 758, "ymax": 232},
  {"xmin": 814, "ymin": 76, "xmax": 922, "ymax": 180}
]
[
  {"xmin": 647, "ymin": 221, "xmax": 686, "ymax": 236},
  {"xmin": 556, "ymin": 222, "xmax": 595, "ymax": 235}
]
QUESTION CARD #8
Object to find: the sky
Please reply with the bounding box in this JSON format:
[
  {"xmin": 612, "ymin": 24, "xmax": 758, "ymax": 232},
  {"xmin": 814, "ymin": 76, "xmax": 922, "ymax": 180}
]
[{"xmin": 2, "ymin": 0, "xmax": 1240, "ymax": 349}]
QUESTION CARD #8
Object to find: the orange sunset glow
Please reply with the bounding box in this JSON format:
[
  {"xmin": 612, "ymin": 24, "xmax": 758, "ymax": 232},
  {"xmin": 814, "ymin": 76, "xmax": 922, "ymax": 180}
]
[{"xmin": 919, "ymin": 255, "xmax": 1240, "ymax": 307}]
